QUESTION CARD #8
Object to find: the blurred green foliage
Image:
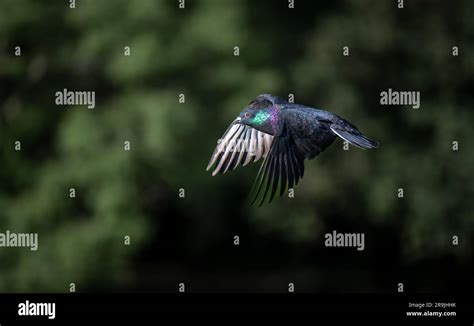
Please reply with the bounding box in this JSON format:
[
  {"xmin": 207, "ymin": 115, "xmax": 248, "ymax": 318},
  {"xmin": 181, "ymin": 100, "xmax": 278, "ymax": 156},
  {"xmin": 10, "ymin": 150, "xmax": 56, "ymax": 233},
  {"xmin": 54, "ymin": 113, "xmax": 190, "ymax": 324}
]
[{"xmin": 0, "ymin": 0, "xmax": 473, "ymax": 292}]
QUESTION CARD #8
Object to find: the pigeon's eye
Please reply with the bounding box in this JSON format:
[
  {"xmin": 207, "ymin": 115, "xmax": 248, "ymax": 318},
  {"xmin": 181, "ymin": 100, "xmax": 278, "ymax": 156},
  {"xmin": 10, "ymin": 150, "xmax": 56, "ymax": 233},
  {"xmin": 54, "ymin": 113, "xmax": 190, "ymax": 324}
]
[{"xmin": 244, "ymin": 112, "xmax": 252, "ymax": 118}]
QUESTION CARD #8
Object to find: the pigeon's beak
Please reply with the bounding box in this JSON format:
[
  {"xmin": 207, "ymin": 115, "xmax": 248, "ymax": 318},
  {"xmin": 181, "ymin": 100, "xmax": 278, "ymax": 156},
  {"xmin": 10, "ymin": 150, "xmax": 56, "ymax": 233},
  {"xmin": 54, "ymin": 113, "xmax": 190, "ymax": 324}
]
[{"xmin": 235, "ymin": 117, "xmax": 242, "ymax": 124}]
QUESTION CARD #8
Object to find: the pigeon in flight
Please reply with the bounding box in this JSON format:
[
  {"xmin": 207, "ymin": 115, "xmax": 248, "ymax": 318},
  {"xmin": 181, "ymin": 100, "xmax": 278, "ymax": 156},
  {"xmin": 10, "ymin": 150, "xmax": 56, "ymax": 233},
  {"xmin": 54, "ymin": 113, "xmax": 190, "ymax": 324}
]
[{"xmin": 207, "ymin": 94, "xmax": 378, "ymax": 206}]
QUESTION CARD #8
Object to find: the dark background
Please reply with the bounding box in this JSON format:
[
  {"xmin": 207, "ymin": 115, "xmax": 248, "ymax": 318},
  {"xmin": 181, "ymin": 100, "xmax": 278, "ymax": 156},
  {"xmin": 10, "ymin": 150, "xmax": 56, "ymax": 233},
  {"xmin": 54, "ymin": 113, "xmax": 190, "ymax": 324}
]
[{"xmin": 0, "ymin": 0, "xmax": 473, "ymax": 293}]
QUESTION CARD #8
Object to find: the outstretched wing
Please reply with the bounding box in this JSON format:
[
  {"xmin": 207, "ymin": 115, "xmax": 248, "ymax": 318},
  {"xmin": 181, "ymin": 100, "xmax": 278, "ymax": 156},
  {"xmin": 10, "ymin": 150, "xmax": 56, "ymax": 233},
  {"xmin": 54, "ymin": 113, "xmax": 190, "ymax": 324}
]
[
  {"xmin": 250, "ymin": 125, "xmax": 305, "ymax": 206},
  {"xmin": 207, "ymin": 117, "xmax": 273, "ymax": 176}
]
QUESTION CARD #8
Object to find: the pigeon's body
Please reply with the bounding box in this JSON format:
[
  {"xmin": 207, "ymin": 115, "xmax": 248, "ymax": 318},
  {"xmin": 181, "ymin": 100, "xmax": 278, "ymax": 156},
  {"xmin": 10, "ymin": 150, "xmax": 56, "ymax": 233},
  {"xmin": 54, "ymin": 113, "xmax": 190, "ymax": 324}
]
[
  {"xmin": 207, "ymin": 94, "xmax": 378, "ymax": 205},
  {"xmin": 279, "ymin": 107, "xmax": 337, "ymax": 159}
]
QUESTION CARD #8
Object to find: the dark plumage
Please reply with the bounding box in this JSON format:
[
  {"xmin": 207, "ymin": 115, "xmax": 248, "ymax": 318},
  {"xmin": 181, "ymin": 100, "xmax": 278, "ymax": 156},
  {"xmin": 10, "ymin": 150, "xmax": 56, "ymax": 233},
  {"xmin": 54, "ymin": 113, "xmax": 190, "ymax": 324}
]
[{"xmin": 207, "ymin": 94, "xmax": 378, "ymax": 206}]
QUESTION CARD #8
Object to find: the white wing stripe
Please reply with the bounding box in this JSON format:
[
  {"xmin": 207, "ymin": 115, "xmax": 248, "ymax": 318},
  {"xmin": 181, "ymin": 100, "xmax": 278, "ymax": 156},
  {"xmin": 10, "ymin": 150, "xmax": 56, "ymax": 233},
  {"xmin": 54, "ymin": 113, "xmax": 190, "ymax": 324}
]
[
  {"xmin": 207, "ymin": 117, "xmax": 274, "ymax": 175},
  {"xmin": 212, "ymin": 124, "xmax": 245, "ymax": 176}
]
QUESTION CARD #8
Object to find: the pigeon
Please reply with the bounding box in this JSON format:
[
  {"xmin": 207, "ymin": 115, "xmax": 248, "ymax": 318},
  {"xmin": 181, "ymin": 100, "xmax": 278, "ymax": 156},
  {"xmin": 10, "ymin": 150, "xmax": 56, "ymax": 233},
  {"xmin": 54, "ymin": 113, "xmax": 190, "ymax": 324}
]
[{"xmin": 207, "ymin": 94, "xmax": 378, "ymax": 206}]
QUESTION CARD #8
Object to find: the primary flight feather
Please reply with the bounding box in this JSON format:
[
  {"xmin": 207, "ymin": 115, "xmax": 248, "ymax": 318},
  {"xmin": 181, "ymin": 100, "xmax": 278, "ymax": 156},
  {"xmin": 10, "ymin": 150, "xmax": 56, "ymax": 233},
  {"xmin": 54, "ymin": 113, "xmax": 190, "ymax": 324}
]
[{"xmin": 207, "ymin": 94, "xmax": 378, "ymax": 206}]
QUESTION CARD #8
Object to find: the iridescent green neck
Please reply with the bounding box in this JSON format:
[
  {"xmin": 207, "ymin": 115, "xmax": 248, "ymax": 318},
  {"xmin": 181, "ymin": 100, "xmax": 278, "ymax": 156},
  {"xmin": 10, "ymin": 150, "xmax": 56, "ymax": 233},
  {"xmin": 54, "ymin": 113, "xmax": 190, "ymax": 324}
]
[{"xmin": 252, "ymin": 110, "xmax": 270, "ymax": 126}]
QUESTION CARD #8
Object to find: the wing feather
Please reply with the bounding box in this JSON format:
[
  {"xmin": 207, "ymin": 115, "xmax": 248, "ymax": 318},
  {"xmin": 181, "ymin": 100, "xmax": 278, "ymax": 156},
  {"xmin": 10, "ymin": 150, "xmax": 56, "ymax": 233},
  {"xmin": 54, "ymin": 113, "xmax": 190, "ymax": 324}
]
[
  {"xmin": 250, "ymin": 125, "xmax": 305, "ymax": 206},
  {"xmin": 207, "ymin": 117, "xmax": 273, "ymax": 176}
]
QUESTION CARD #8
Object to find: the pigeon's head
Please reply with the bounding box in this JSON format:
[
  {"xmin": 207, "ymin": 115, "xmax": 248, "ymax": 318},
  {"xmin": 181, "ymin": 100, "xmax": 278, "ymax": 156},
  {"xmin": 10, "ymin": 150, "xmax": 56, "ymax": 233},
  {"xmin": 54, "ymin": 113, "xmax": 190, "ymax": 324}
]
[{"xmin": 237, "ymin": 94, "xmax": 284, "ymax": 134}]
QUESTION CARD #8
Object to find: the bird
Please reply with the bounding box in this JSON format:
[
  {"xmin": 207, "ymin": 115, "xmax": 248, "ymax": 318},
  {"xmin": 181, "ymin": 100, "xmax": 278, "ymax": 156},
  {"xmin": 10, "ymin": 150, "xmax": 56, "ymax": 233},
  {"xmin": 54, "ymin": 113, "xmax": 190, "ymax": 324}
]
[{"xmin": 206, "ymin": 94, "xmax": 378, "ymax": 206}]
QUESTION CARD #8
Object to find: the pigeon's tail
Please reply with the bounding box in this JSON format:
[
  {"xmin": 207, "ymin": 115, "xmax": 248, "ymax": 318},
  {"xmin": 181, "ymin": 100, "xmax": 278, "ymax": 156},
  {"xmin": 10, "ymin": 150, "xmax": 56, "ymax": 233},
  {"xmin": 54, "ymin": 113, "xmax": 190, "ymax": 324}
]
[{"xmin": 330, "ymin": 124, "xmax": 379, "ymax": 149}]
